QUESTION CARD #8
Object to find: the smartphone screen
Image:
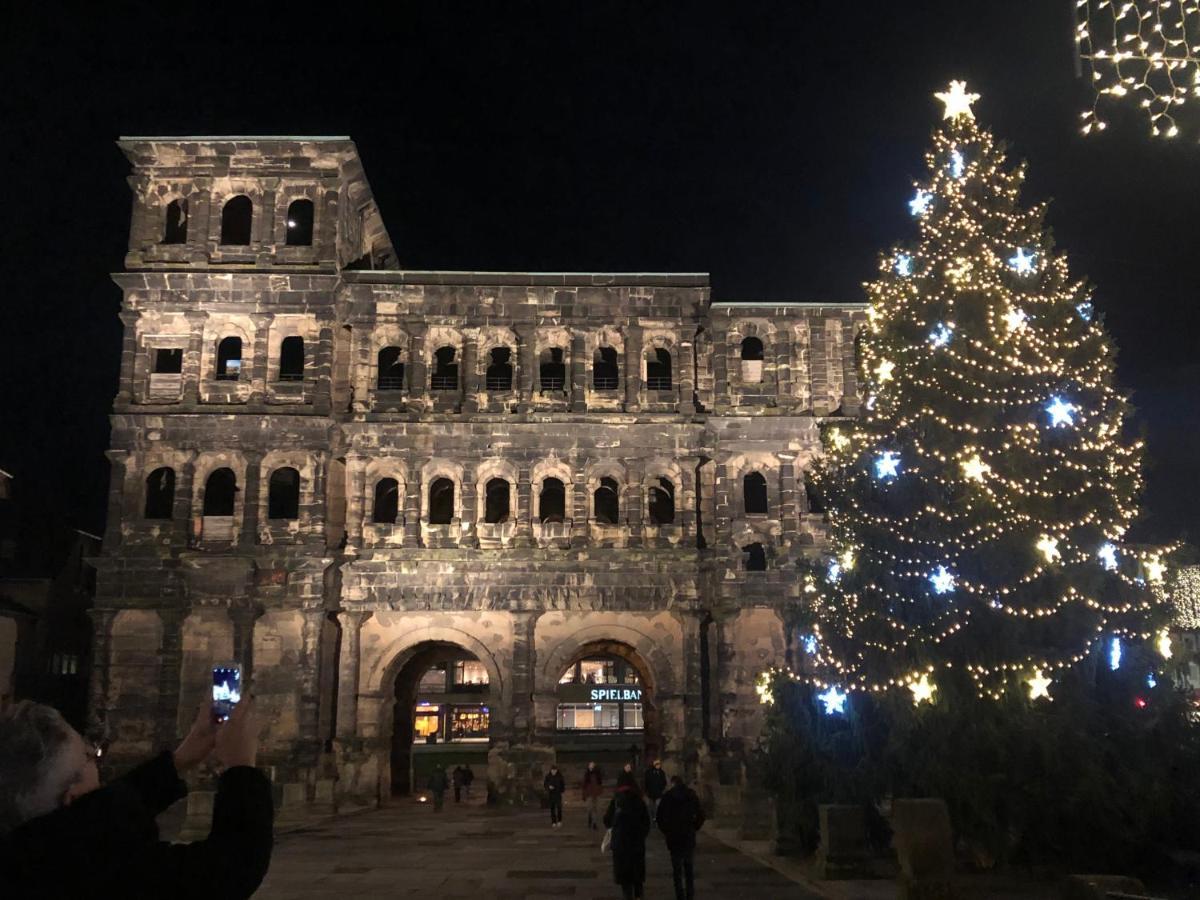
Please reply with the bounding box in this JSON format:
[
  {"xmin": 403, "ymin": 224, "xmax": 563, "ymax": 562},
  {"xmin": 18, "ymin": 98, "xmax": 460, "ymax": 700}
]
[{"xmin": 212, "ymin": 665, "xmax": 242, "ymax": 722}]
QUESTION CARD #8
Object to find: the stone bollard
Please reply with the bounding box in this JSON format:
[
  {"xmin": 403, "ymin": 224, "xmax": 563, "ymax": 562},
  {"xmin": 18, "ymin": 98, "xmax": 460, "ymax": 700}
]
[
  {"xmin": 312, "ymin": 778, "xmax": 337, "ymax": 816},
  {"xmin": 891, "ymin": 798, "xmax": 957, "ymax": 900},
  {"xmin": 275, "ymin": 782, "xmax": 309, "ymax": 825},
  {"xmin": 1060, "ymin": 874, "xmax": 1148, "ymax": 900},
  {"xmin": 814, "ymin": 804, "xmax": 872, "ymax": 879}
]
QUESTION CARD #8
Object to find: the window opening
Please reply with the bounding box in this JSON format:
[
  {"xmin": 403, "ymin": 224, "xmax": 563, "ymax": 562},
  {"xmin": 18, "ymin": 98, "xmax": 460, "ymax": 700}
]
[
  {"xmin": 741, "ymin": 336, "xmax": 765, "ymax": 383},
  {"xmin": 153, "ymin": 348, "xmax": 183, "ymax": 374},
  {"xmin": 144, "ymin": 467, "xmax": 175, "ymax": 519},
  {"xmin": 278, "ymin": 336, "xmax": 305, "ymax": 382},
  {"xmin": 646, "ymin": 347, "xmax": 672, "ymax": 390},
  {"xmin": 285, "ymin": 199, "xmax": 314, "ymax": 246},
  {"xmin": 485, "ymin": 347, "xmax": 514, "ymax": 391},
  {"xmin": 268, "ymin": 467, "xmax": 300, "ymax": 520},
  {"xmin": 220, "ymin": 195, "xmax": 253, "ymax": 246},
  {"xmin": 373, "ymin": 478, "xmax": 399, "ymax": 524},
  {"xmin": 202, "ymin": 468, "xmax": 237, "ymax": 517},
  {"xmin": 216, "ymin": 337, "xmax": 242, "ymax": 381},
  {"xmin": 453, "ymin": 660, "xmax": 489, "ymax": 686},
  {"xmin": 744, "ymin": 472, "xmax": 768, "ymax": 516},
  {"xmin": 539, "ymin": 347, "xmax": 566, "ymax": 392},
  {"xmin": 163, "ymin": 199, "xmax": 188, "ymax": 244},
  {"xmin": 377, "ymin": 346, "xmax": 405, "ymax": 390},
  {"xmin": 594, "ymin": 476, "xmax": 620, "ymax": 525},
  {"xmin": 593, "ymin": 346, "xmax": 619, "ymax": 390},
  {"xmin": 431, "ymin": 346, "xmax": 458, "ymax": 391},
  {"xmin": 744, "ymin": 542, "xmax": 767, "ymax": 571},
  {"xmin": 540, "ymin": 477, "xmax": 566, "ymax": 522},
  {"xmin": 484, "ymin": 478, "xmax": 511, "ymax": 523},
  {"xmin": 429, "ymin": 477, "xmax": 455, "ymax": 524},
  {"xmin": 648, "ymin": 476, "xmax": 675, "ymax": 525}
]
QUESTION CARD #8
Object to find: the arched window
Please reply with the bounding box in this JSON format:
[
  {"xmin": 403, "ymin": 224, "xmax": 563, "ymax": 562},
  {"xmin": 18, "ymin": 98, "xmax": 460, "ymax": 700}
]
[
  {"xmin": 216, "ymin": 337, "xmax": 242, "ymax": 380},
  {"xmin": 220, "ymin": 195, "xmax": 253, "ymax": 245},
  {"xmin": 144, "ymin": 467, "xmax": 175, "ymax": 519},
  {"xmin": 648, "ymin": 476, "xmax": 675, "ymax": 525},
  {"xmin": 485, "ymin": 347, "xmax": 513, "ymax": 391},
  {"xmin": 539, "ymin": 347, "xmax": 566, "ymax": 392},
  {"xmin": 594, "ymin": 476, "xmax": 620, "ymax": 525},
  {"xmin": 377, "ymin": 346, "xmax": 405, "ymax": 390},
  {"xmin": 162, "ymin": 199, "xmax": 188, "ymax": 244},
  {"xmin": 484, "ymin": 478, "xmax": 511, "ymax": 523},
  {"xmin": 540, "ymin": 478, "xmax": 566, "ymax": 523},
  {"xmin": 279, "ymin": 336, "xmax": 305, "ymax": 381},
  {"xmin": 744, "ymin": 472, "xmax": 768, "ymax": 516},
  {"xmin": 267, "ymin": 467, "xmax": 300, "ymax": 520},
  {"xmin": 202, "ymin": 468, "xmax": 237, "ymax": 517},
  {"xmin": 373, "ymin": 478, "xmax": 399, "ymax": 524},
  {"xmin": 593, "ymin": 346, "xmax": 619, "ymax": 390},
  {"xmin": 646, "ymin": 348, "xmax": 672, "ymax": 391},
  {"xmin": 431, "ymin": 346, "xmax": 458, "ymax": 391},
  {"xmin": 741, "ymin": 336, "xmax": 764, "ymax": 383},
  {"xmin": 285, "ymin": 199, "xmax": 314, "ymax": 246},
  {"xmin": 429, "ymin": 477, "xmax": 455, "ymax": 524},
  {"xmin": 743, "ymin": 542, "xmax": 767, "ymax": 571},
  {"xmin": 153, "ymin": 348, "xmax": 183, "ymax": 374}
]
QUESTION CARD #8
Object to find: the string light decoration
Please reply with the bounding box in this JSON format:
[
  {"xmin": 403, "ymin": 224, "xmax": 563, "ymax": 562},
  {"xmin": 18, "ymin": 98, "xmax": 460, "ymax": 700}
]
[
  {"xmin": 1170, "ymin": 565, "xmax": 1200, "ymax": 629},
  {"xmin": 1075, "ymin": 0, "xmax": 1200, "ymax": 138},
  {"xmin": 778, "ymin": 80, "xmax": 1174, "ymax": 700}
]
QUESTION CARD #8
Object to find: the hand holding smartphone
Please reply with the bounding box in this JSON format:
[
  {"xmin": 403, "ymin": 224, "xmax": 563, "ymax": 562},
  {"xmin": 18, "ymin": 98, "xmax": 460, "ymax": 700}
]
[{"xmin": 212, "ymin": 664, "xmax": 243, "ymax": 723}]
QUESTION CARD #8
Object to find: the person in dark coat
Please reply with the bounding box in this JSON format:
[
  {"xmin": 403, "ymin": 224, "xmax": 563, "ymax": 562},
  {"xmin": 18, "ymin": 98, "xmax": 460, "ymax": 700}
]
[
  {"xmin": 462, "ymin": 763, "xmax": 475, "ymax": 800},
  {"xmin": 643, "ymin": 759, "xmax": 667, "ymax": 819},
  {"xmin": 0, "ymin": 697, "xmax": 272, "ymax": 900},
  {"xmin": 603, "ymin": 777, "xmax": 651, "ymax": 900},
  {"xmin": 451, "ymin": 765, "xmax": 466, "ymax": 803},
  {"xmin": 582, "ymin": 760, "xmax": 604, "ymax": 830},
  {"xmin": 655, "ymin": 775, "xmax": 707, "ymax": 900},
  {"xmin": 543, "ymin": 764, "xmax": 566, "ymax": 827},
  {"xmin": 427, "ymin": 764, "xmax": 449, "ymax": 811}
]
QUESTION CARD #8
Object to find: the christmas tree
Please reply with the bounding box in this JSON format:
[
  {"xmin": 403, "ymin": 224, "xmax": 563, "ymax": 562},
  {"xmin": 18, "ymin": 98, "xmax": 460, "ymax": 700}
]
[{"xmin": 800, "ymin": 81, "xmax": 1171, "ymax": 704}]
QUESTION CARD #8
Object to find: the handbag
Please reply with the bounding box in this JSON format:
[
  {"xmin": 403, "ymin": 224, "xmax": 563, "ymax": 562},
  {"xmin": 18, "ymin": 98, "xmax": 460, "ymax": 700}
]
[{"xmin": 600, "ymin": 827, "xmax": 613, "ymax": 853}]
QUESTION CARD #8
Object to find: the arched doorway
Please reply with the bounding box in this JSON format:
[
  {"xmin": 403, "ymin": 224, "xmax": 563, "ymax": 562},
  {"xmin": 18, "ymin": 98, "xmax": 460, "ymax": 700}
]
[
  {"xmin": 389, "ymin": 642, "xmax": 492, "ymax": 797},
  {"xmin": 552, "ymin": 640, "xmax": 661, "ymax": 774}
]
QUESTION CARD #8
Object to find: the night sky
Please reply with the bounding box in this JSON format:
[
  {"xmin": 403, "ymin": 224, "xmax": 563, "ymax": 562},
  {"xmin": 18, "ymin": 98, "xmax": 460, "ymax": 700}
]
[{"xmin": 1, "ymin": 2, "xmax": 1196, "ymax": 564}]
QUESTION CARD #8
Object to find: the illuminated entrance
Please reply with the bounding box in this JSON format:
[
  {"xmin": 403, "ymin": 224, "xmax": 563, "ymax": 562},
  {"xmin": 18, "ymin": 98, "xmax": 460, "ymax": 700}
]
[
  {"xmin": 390, "ymin": 643, "xmax": 491, "ymax": 795},
  {"xmin": 554, "ymin": 643, "xmax": 659, "ymax": 762}
]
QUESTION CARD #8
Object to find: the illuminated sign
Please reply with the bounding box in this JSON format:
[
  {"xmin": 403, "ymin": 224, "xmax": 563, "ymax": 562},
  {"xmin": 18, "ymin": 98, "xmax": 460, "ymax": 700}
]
[
  {"xmin": 557, "ymin": 683, "xmax": 644, "ymax": 703},
  {"xmin": 588, "ymin": 687, "xmax": 642, "ymax": 702}
]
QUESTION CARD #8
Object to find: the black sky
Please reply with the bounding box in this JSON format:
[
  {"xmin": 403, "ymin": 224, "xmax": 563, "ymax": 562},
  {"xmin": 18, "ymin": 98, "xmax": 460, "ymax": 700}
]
[{"xmin": 0, "ymin": 2, "xmax": 1196, "ymax": 556}]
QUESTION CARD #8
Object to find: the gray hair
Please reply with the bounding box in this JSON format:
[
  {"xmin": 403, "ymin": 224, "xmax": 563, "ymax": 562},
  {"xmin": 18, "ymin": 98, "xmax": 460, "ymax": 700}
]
[{"xmin": 0, "ymin": 701, "xmax": 82, "ymax": 833}]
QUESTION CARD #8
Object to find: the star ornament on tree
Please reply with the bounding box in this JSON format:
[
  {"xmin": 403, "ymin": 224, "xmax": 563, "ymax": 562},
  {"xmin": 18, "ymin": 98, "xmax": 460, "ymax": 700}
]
[
  {"xmin": 1037, "ymin": 535, "xmax": 1062, "ymax": 563},
  {"xmin": 1008, "ymin": 248, "xmax": 1037, "ymax": 275},
  {"xmin": 928, "ymin": 565, "xmax": 956, "ymax": 595},
  {"xmin": 935, "ymin": 80, "xmax": 981, "ymax": 120},
  {"xmin": 961, "ymin": 454, "xmax": 991, "ymax": 483},
  {"xmin": 908, "ymin": 673, "xmax": 937, "ymax": 706},
  {"xmin": 1026, "ymin": 669, "xmax": 1053, "ymax": 701},
  {"xmin": 817, "ymin": 686, "xmax": 848, "ymax": 715},
  {"xmin": 1097, "ymin": 542, "xmax": 1119, "ymax": 571},
  {"xmin": 909, "ymin": 189, "xmax": 932, "ymax": 216},
  {"xmin": 875, "ymin": 451, "xmax": 901, "ymax": 480},
  {"xmin": 1003, "ymin": 307, "xmax": 1029, "ymax": 333},
  {"xmin": 1045, "ymin": 396, "xmax": 1077, "ymax": 428},
  {"xmin": 875, "ymin": 359, "xmax": 896, "ymax": 383}
]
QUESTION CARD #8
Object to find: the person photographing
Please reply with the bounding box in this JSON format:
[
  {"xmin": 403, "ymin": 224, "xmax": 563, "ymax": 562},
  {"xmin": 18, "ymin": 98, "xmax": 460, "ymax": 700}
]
[{"xmin": 0, "ymin": 696, "xmax": 272, "ymax": 899}]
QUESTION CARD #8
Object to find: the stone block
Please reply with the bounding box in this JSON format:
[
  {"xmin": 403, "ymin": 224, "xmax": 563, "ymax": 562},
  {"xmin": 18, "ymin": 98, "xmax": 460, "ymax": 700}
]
[
  {"xmin": 814, "ymin": 803, "xmax": 871, "ymax": 879},
  {"xmin": 892, "ymin": 798, "xmax": 956, "ymax": 900},
  {"xmin": 1060, "ymin": 874, "xmax": 1148, "ymax": 900}
]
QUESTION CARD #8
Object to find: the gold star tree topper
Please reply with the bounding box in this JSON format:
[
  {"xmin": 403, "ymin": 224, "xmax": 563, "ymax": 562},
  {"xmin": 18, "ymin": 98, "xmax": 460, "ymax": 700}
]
[{"xmin": 935, "ymin": 80, "xmax": 980, "ymax": 120}]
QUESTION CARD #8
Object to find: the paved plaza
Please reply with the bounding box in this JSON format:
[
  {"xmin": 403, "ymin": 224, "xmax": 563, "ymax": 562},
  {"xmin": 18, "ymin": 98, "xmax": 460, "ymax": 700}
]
[{"xmin": 253, "ymin": 795, "xmax": 820, "ymax": 900}]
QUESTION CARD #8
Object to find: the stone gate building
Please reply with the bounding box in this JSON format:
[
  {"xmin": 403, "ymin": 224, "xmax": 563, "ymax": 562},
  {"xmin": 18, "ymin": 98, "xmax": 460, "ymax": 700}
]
[{"xmin": 92, "ymin": 137, "xmax": 865, "ymax": 809}]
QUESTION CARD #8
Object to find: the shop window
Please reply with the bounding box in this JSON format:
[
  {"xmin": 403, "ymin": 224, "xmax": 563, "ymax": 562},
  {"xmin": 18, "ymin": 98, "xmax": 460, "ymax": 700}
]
[
  {"xmin": 744, "ymin": 471, "xmax": 768, "ymax": 516},
  {"xmin": 484, "ymin": 478, "xmax": 510, "ymax": 524},
  {"xmin": 153, "ymin": 348, "xmax": 183, "ymax": 374},
  {"xmin": 559, "ymin": 664, "xmax": 579, "ymax": 684},
  {"xmin": 413, "ymin": 704, "xmax": 440, "ymax": 740},
  {"xmin": 377, "ymin": 346, "xmax": 405, "ymax": 390},
  {"xmin": 429, "ymin": 477, "xmax": 455, "ymax": 524},
  {"xmin": 741, "ymin": 336, "xmax": 764, "ymax": 383},
  {"xmin": 449, "ymin": 706, "xmax": 489, "ymax": 740},
  {"xmin": 579, "ymin": 659, "xmax": 617, "ymax": 684},
  {"xmin": 485, "ymin": 347, "xmax": 514, "ymax": 391},
  {"xmin": 744, "ymin": 542, "xmax": 767, "ymax": 571},
  {"xmin": 162, "ymin": 198, "xmax": 187, "ymax": 244},
  {"xmin": 220, "ymin": 195, "xmax": 253, "ymax": 246},
  {"xmin": 267, "ymin": 467, "xmax": 300, "ymax": 520},
  {"xmin": 540, "ymin": 477, "xmax": 566, "ymax": 523},
  {"xmin": 593, "ymin": 476, "xmax": 620, "ymax": 525},
  {"xmin": 373, "ymin": 478, "xmax": 399, "ymax": 524},
  {"xmin": 648, "ymin": 476, "xmax": 675, "ymax": 525},
  {"xmin": 622, "ymin": 703, "xmax": 644, "ymax": 730},
  {"xmin": 285, "ymin": 199, "xmax": 314, "ymax": 246},
  {"xmin": 418, "ymin": 665, "xmax": 447, "ymax": 692},
  {"xmin": 215, "ymin": 337, "xmax": 242, "ymax": 381},
  {"xmin": 593, "ymin": 346, "xmax": 619, "ymax": 390},
  {"xmin": 453, "ymin": 660, "xmax": 489, "ymax": 686},
  {"xmin": 431, "ymin": 346, "xmax": 458, "ymax": 391},
  {"xmin": 202, "ymin": 468, "xmax": 237, "ymax": 517},
  {"xmin": 278, "ymin": 336, "xmax": 305, "ymax": 381},
  {"xmin": 646, "ymin": 347, "xmax": 672, "ymax": 390},
  {"xmin": 144, "ymin": 467, "xmax": 175, "ymax": 519},
  {"xmin": 539, "ymin": 347, "xmax": 566, "ymax": 392}
]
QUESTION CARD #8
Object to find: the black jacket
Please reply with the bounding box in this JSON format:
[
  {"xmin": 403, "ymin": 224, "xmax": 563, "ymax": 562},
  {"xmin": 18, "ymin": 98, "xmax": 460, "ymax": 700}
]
[
  {"xmin": 543, "ymin": 770, "xmax": 566, "ymax": 795},
  {"xmin": 603, "ymin": 786, "xmax": 651, "ymax": 886},
  {"xmin": 0, "ymin": 751, "xmax": 273, "ymax": 900},
  {"xmin": 644, "ymin": 765, "xmax": 668, "ymax": 799},
  {"xmin": 655, "ymin": 783, "xmax": 706, "ymax": 852},
  {"xmin": 428, "ymin": 768, "xmax": 449, "ymax": 793}
]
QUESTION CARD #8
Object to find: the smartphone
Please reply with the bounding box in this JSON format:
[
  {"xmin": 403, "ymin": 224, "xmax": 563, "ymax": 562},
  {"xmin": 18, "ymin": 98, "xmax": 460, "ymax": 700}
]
[{"xmin": 212, "ymin": 664, "xmax": 242, "ymax": 722}]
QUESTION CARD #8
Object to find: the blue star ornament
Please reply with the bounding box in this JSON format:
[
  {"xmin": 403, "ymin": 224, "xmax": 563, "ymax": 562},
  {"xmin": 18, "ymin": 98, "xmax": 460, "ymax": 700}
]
[
  {"xmin": 1097, "ymin": 542, "xmax": 1118, "ymax": 571},
  {"xmin": 874, "ymin": 451, "xmax": 901, "ymax": 480},
  {"xmin": 928, "ymin": 323, "xmax": 953, "ymax": 348},
  {"xmin": 1077, "ymin": 301, "xmax": 1094, "ymax": 321},
  {"xmin": 1045, "ymin": 396, "xmax": 1077, "ymax": 428},
  {"xmin": 909, "ymin": 190, "xmax": 933, "ymax": 216},
  {"xmin": 802, "ymin": 634, "xmax": 819, "ymax": 655},
  {"xmin": 950, "ymin": 150, "xmax": 966, "ymax": 179},
  {"xmin": 818, "ymin": 686, "xmax": 847, "ymax": 715},
  {"xmin": 895, "ymin": 254, "xmax": 913, "ymax": 277},
  {"xmin": 928, "ymin": 565, "xmax": 956, "ymax": 595},
  {"xmin": 1008, "ymin": 248, "xmax": 1037, "ymax": 275}
]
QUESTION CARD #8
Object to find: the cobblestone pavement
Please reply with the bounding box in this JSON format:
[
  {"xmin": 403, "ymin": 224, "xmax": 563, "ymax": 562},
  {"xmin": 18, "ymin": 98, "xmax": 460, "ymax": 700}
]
[{"xmin": 254, "ymin": 795, "xmax": 821, "ymax": 899}]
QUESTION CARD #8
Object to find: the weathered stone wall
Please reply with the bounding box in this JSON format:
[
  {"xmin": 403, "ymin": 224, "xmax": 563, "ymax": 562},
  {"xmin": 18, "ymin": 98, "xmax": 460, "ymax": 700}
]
[{"xmin": 92, "ymin": 138, "xmax": 866, "ymax": 807}]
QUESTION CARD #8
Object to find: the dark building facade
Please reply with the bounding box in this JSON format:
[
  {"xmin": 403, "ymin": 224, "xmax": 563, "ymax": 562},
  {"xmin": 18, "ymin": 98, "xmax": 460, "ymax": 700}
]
[{"xmin": 93, "ymin": 137, "xmax": 865, "ymax": 810}]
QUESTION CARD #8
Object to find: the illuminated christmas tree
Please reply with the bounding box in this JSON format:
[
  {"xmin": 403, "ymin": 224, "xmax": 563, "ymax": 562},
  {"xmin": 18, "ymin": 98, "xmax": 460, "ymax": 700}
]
[{"xmin": 802, "ymin": 81, "xmax": 1172, "ymax": 704}]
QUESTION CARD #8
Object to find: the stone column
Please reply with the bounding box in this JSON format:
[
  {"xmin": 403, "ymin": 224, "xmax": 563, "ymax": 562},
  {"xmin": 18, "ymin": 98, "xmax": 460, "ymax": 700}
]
[
  {"xmin": 174, "ymin": 452, "xmax": 198, "ymax": 548},
  {"xmin": 677, "ymin": 333, "xmax": 695, "ymax": 413},
  {"xmin": 115, "ymin": 310, "xmax": 140, "ymax": 406},
  {"xmin": 335, "ymin": 611, "xmax": 371, "ymax": 739},
  {"xmin": 183, "ymin": 311, "xmax": 207, "ymax": 406},
  {"xmin": 407, "ymin": 326, "xmax": 428, "ymax": 411},
  {"xmin": 713, "ymin": 460, "xmax": 732, "ymax": 543},
  {"xmin": 87, "ymin": 608, "xmax": 116, "ymax": 726},
  {"xmin": 238, "ymin": 453, "xmax": 263, "ymax": 550},
  {"xmin": 298, "ymin": 607, "xmax": 325, "ymax": 758},
  {"xmin": 102, "ymin": 450, "xmax": 130, "ymax": 552},
  {"xmin": 187, "ymin": 181, "xmax": 212, "ymax": 263},
  {"xmin": 681, "ymin": 611, "xmax": 706, "ymax": 763},
  {"xmin": 344, "ymin": 454, "xmax": 367, "ymax": 552},
  {"xmin": 624, "ymin": 325, "xmax": 643, "ymax": 412},
  {"xmin": 779, "ymin": 453, "xmax": 799, "ymax": 543},
  {"xmin": 677, "ymin": 456, "xmax": 699, "ymax": 541},
  {"xmin": 318, "ymin": 188, "xmax": 338, "ymax": 262},
  {"xmin": 459, "ymin": 466, "xmax": 477, "ymax": 548},
  {"xmin": 711, "ymin": 325, "xmax": 729, "ymax": 412},
  {"xmin": 155, "ymin": 608, "xmax": 187, "ymax": 746},
  {"xmin": 461, "ymin": 330, "xmax": 479, "ymax": 413},
  {"xmin": 403, "ymin": 470, "xmax": 422, "ymax": 547},
  {"xmin": 516, "ymin": 324, "xmax": 536, "ymax": 412},
  {"xmin": 313, "ymin": 325, "xmax": 335, "ymax": 415},
  {"xmin": 514, "ymin": 464, "xmax": 534, "ymax": 547},
  {"xmin": 773, "ymin": 330, "xmax": 794, "ymax": 409},
  {"xmin": 842, "ymin": 319, "xmax": 862, "ymax": 416},
  {"xmin": 570, "ymin": 478, "xmax": 588, "ymax": 547},
  {"xmin": 569, "ymin": 332, "xmax": 587, "ymax": 412},
  {"xmin": 248, "ymin": 314, "xmax": 271, "ymax": 403},
  {"xmin": 230, "ymin": 603, "xmax": 263, "ymax": 684},
  {"xmin": 624, "ymin": 460, "xmax": 644, "ymax": 548}
]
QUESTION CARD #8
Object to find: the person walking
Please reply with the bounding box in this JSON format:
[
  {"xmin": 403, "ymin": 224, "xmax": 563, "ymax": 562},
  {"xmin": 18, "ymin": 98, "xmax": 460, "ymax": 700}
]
[
  {"xmin": 543, "ymin": 764, "xmax": 566, "ymax": 828},
  {"xmin": 462, "ymin": 763, "xmax": 475, "ymax": 800},
  {"xmin": 655, "ymin": 775, "xmax": 707, "ymax": 900},
  {"xmin": 604, "ymin": 772, "xmax": 651, "ymax": 900},
  {"xmin": 643, "ymin": 759, "xmax": 667, "ymax": 820},
  {"xmin": 451, "ymin": 765, "xmax": 465, "ymax": 803},
  {"xmin": 427, "ymin": 764, "xmax": 449, "ymax": 812},
  {"xmin": 582, "ymin": 761, "xmax": 604, "ymax": 830}
]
